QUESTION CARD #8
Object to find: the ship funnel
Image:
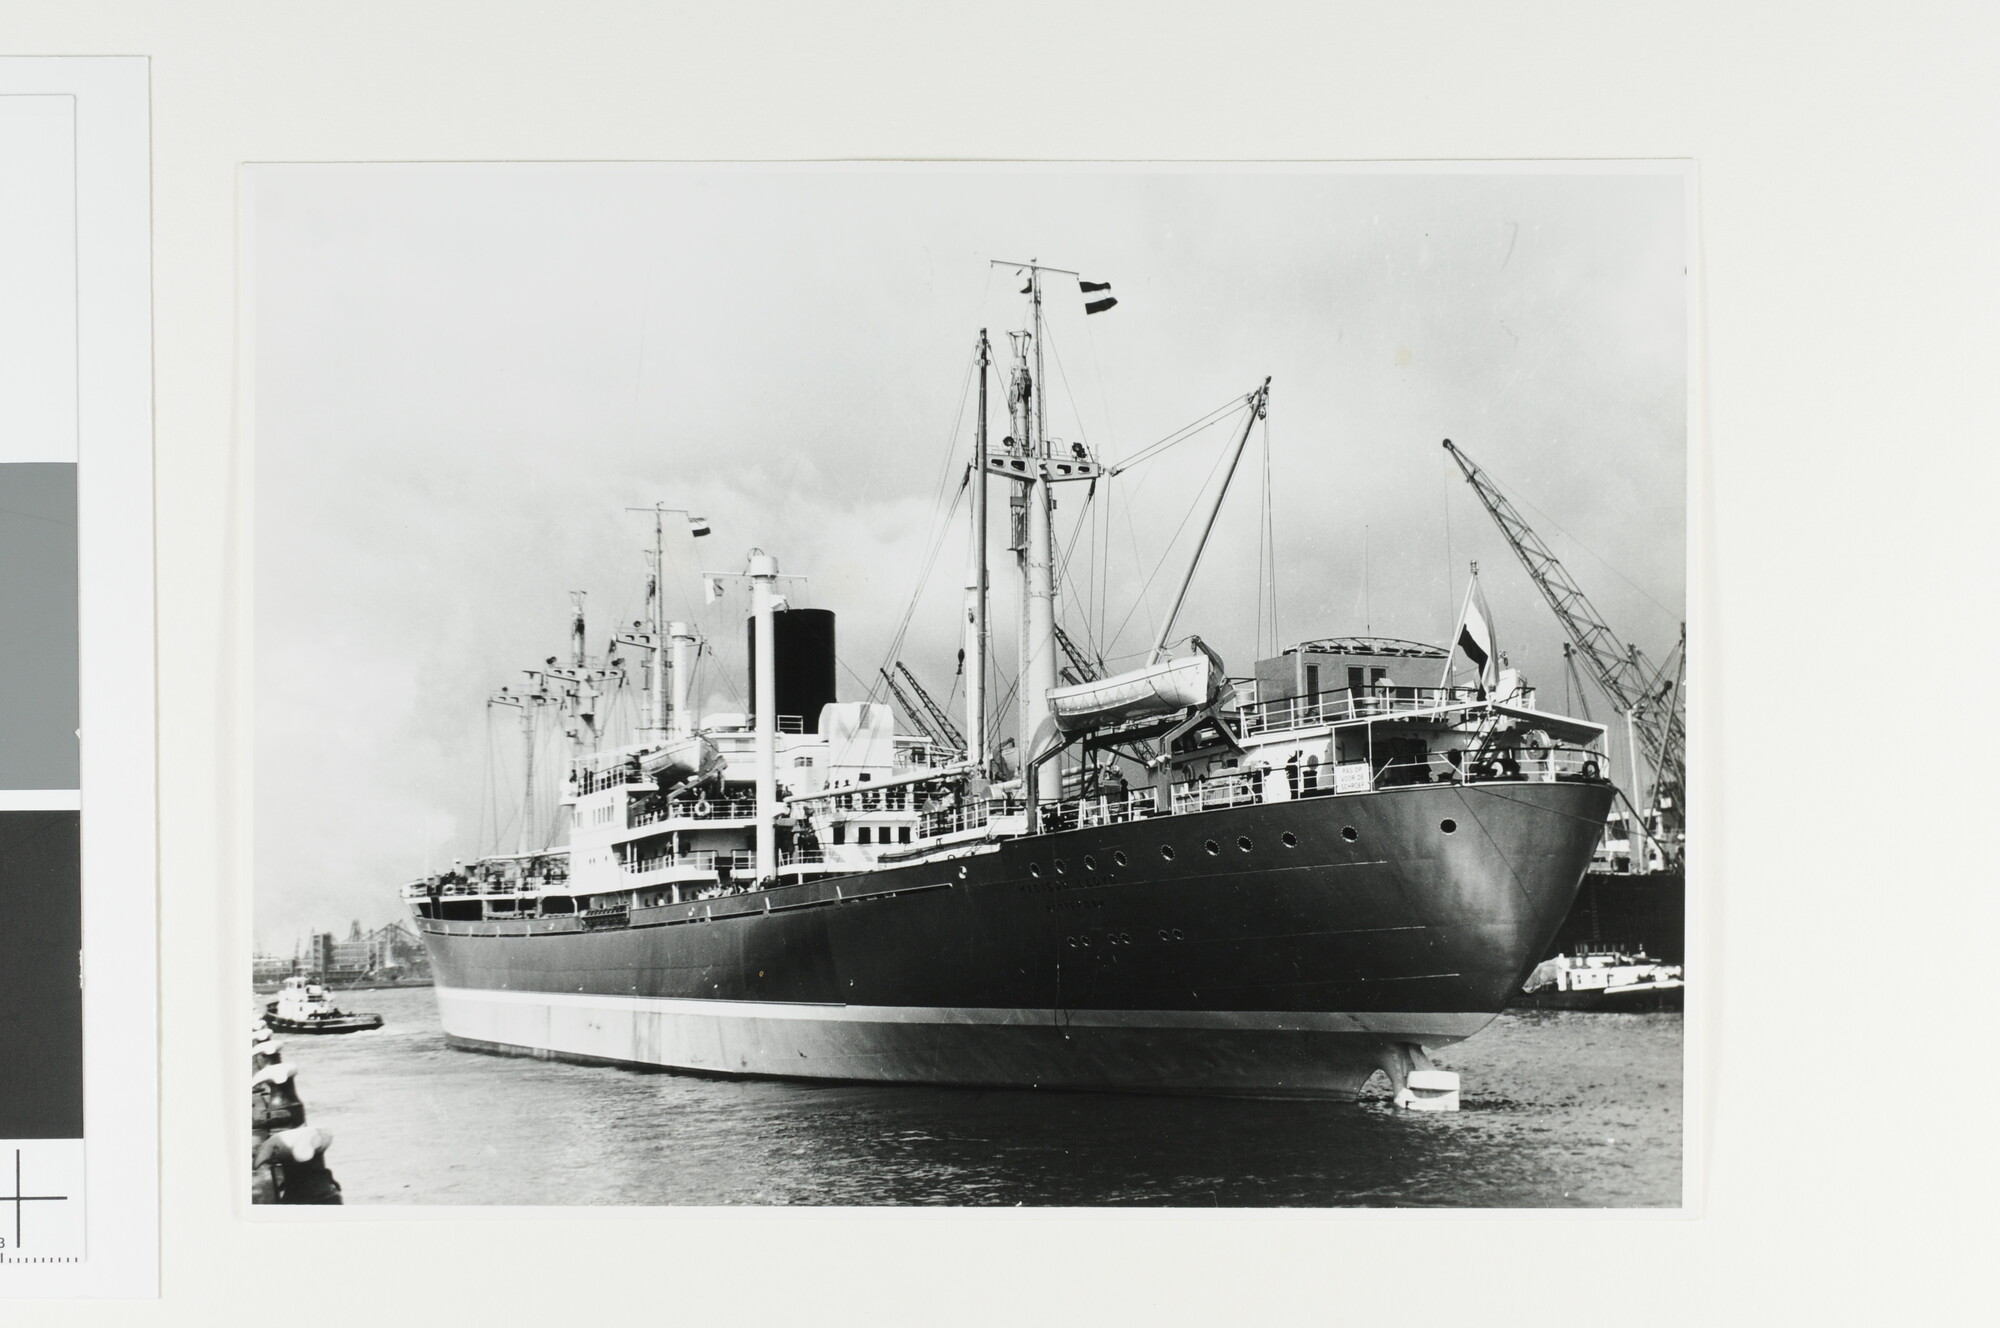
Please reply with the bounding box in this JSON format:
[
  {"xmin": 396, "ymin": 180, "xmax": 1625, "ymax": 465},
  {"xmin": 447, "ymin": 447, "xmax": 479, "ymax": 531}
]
[{"xmin": 745, "ymin": 608, "xmax": 836, "ymax": 735}]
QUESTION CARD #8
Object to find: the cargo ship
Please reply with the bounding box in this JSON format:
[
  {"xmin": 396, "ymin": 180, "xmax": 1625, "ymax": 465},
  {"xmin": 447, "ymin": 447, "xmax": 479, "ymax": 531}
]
[{"xmin": 405, "ymin": 264, "xmax": 1615, "ymax": 1101}]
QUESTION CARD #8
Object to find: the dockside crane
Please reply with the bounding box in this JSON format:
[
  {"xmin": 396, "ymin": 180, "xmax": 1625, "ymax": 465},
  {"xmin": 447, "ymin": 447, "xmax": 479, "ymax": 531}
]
[
  {"xmin": 1442, "ymin": 440, "xmax": 1685, "ymax": 850},
  {"xmin": 882, "ymin": 662, "xmax": 967, "ymax": 755},
  {"xmin": 1053, "ymin": 621, "xmax": 1100, "ymax": 687}
]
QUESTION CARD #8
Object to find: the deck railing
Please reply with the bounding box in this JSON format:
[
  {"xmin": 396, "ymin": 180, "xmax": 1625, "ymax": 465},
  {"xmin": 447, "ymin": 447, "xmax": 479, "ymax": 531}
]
[
  {"xmin": 401, "ymin": 874, "xmax": 565, "ymax": 899},
  {"xmin": 917, "ymin": 795, "xmax": 1027, "ymax": 839},
  {"xmin": 620, "ymin": 850, "xmax": 719, "ymax": 876},
  {"xmin": 1023, "ymin": 743, "xmax": 1608, "ymax": 832},
  {"xmin": 826, "ymin": 787, "xmax": 913, "ymax": 813},
  {"xmin": 629, "ymin": 797, "xmax": 758, "ymax": 828},
  {"xmin": 1238, "ymin": 684, "xmax": 1485, "ymax": 737}
]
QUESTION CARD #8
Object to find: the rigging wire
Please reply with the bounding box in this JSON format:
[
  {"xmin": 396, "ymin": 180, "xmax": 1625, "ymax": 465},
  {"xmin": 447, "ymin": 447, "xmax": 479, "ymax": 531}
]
[
  {"xmin": 1043, "ymin": 320, "xmax": 1093, "ymax": 459},
  {"xmin": 868, "ymin": 469, "xmax": 970, "ymax": 705},
  {"xmin": 1441, "ymin": 443, "xmax": 1456, "ymax": 631},
  {"xmin": 1043, "ymin": 311, "xmax": 1111, "ymax": 655},
  {"xmin": 862, "ymin": 343, "xmax": 981, "ymax": 699},
  {"xmin": 1099, "ymin": 399, "xmax": 1254, "ymax": 661},
  {"xmin": 1107, "ymin": 395, "xmax": 1253, "ymax": 473},
  {"xmin": 478, "ymin": 704, "xmax": 499, "ymax": 859},
  {"xmin": 1484, "ymin": 465, "xmax": 1682, "ymax": 628}
]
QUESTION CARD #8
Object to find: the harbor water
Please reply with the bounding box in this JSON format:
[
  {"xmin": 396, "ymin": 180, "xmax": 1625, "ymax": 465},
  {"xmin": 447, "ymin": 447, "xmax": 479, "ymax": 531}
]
[{"xmin": 265, "ymin": 987, "xmax": 1682, "ymax": 1207}]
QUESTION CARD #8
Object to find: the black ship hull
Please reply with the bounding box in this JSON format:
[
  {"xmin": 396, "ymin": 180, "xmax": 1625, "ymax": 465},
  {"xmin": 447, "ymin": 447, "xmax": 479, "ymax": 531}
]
[{"xmin": 416, "ymin": 780, "xmax": 1612, "ymax": 1099}]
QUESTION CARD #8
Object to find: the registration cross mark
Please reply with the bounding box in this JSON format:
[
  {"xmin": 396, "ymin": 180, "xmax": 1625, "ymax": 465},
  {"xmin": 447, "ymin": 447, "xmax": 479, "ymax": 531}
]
[{"xmin": 1, "ymin": 1149, "xmax": 70, "ymax": 1251}]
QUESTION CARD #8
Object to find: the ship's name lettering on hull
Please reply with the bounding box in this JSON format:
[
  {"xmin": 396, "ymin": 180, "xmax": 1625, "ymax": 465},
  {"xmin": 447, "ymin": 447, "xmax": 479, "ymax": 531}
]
[{"xmin": 1016, "ymin": 877, "xmax": 1120, "ymax": 896}]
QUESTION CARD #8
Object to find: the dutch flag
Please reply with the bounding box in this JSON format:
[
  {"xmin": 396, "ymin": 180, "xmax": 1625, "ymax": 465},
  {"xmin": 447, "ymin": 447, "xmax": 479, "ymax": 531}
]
[{"xmin": 1448, "ymin": 574, "xmax": 1499, "ymax": 698}]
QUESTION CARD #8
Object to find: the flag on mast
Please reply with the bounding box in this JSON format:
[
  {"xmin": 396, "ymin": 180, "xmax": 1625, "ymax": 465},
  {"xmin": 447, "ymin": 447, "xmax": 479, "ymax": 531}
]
[
  {"xmin": 1080, "ymin": 278, "xmax": 1117, "ymax": 315},
  {"xmin": 1441, "ymin": 568, "xmax": 1499, "ymax": 698}
]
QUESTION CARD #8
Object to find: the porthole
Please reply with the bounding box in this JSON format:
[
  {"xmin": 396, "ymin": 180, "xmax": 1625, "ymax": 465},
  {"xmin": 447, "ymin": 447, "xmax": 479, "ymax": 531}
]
[
  {"xmin": 1160, "ymin": 845, "xmax": 1175, "ymax": 861},
  {"xmin": 1440, "ymin": 818, "xmax": 1458, "ymax": 834},
  {"xmin": 1113, "ymin": 850, "xmax": 1128, "ymax": 867},
  {"xmin": 1282, "ymin": 832, "xmax": 1298, "ymax": 848},
  {"xmin": 1084, "ymin": 855, "xmax": 1097, "ymax": 872},
  {"xmin": 957, "ymin": 865, "xmax": 968, "ymax": 879},
  {"xmin": 1054, "ymin": 859, "xmax": 1067, "ymax": 875},
  {"xmin": 1204, "ymin": 839, "xmax": 1220, "ymax": 855},
  {"xmin": 1029, "ymin": 863, "xmax": 1042, "ymax": 878},
  {"xmin": 1342, "ymin": 826, "xmax": 1359, "ymax": 842},
  {"xmin": 1236, "ymin": 836, "xmax": 1253, "ymax": 852}
]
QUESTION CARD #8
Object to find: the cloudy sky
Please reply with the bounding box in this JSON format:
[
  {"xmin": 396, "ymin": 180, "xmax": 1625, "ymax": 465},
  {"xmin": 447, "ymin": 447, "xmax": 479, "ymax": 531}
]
[{"xmin": 251, "ymin": 164, "xmax": 1686, "ymax": 951}]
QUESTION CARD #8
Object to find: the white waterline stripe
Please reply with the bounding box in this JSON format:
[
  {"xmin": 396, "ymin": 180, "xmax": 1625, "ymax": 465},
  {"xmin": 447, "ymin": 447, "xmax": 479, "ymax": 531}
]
[
  {"xmin": 0, "ymin": 789, "xmax": 80, "ymax": 811},
  {"xmin": 433, "ymin": 986, "xmax": 1490, "ymax": 1037}
]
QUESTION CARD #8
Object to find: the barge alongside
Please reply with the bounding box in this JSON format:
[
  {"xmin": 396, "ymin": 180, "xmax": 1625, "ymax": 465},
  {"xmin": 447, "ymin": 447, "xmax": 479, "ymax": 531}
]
[{"xmin": 406, "ymin": 266, "xmax": 1615, "ymax": 1102}]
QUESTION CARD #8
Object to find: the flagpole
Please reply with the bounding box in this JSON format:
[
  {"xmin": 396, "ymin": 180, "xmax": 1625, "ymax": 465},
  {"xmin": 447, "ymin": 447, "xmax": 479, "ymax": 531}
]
[{"xmin": 1437, "ymin": 575, "xmax": 1476, "ymax": 694}]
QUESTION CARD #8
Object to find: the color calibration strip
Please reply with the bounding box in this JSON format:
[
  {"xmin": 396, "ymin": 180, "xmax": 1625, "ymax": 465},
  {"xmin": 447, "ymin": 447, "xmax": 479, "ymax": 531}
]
[{"xmin": 0, "ymin": 83, "xmax": 87, "ymax": 1264}]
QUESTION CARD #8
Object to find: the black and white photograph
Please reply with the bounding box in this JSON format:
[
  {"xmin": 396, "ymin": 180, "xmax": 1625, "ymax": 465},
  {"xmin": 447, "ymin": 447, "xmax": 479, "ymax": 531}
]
[
  {"xmin": 0, "ymin": 2, "xmax": 1991, "ymax": 1322},
  {"xmin": 249, "ymin": 163, "xmax": 1689, "ymax": 1209}
]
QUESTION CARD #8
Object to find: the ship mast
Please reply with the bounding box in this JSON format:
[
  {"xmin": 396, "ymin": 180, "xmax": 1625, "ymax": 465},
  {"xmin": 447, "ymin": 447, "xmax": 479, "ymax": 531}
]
[
  {"xmin": 614, "ymin": 506, "xmax": 672, "ymax": 744},
  {"xmin": 488, "ymin": 679, "xmax": 551, "ymax": 854},
  {"xmin": 648, "ymin": 511, "xmax": 667, "ymax": 737},
  {"xmin": 963, "ymin": 330, "xmax": 990, "ymax": 769},
  {"xmin": 541, "ymin": 592, "xmax": 620, "ymax": 758},
  {"xmin": 995, "ymin": 261, "xmax": 1069, "ymax": 804}
]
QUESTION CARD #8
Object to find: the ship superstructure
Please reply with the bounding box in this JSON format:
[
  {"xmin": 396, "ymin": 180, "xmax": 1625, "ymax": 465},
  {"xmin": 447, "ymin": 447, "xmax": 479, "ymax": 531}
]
[{"xmin": 406, "ymin": 265, "xmax": 1615, "ymax": 1103}]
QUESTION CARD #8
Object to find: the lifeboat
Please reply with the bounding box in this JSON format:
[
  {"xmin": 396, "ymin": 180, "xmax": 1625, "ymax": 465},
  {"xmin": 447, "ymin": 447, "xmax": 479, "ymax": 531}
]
[
  {"xmin": 639, "ymin": 733, "xmax": 720, "ymax": 783},
  {"xmin": 1047, "ymin": 646, "xmax": 1221, "ymax": 733}
]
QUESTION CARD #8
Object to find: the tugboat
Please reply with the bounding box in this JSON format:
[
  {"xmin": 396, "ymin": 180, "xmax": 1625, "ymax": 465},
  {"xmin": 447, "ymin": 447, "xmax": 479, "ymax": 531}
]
[
  {"xmin": 262, "ymin": 975, "xmax": 385, "ymax": 1034},
  {"xmin": 404, "ymin": 262, "xmax": 1617, "ymax": 1104},
  {"xmin": 1515, "ymin": 947, "xmax": 1684, "ymax": 1012}
]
